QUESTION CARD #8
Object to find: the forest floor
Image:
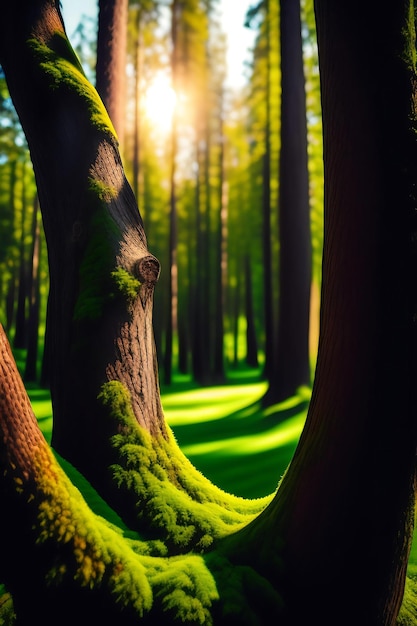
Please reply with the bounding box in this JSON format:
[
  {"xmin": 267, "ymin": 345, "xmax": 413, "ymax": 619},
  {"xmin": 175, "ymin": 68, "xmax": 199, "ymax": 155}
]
[{"xmin": 18, "ymin": 357, "xmax": 417, "ymax": 570}]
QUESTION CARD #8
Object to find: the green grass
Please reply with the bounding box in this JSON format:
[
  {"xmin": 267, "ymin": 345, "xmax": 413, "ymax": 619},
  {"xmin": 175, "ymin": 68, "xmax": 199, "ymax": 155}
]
[
  {"xmin": 26, "ymin": 373, "xmax": 417, "ymax": 569},
  {"xmin": 163, "ymin": 382, "xmax": 309, "ymax": 498},
  {"xmin": 2, "ymin": 367, "xmax": 417, "ymax": 623},
  {"xmin": 27, "ymin": 374, "xmax": 307, "ymax": 499}
]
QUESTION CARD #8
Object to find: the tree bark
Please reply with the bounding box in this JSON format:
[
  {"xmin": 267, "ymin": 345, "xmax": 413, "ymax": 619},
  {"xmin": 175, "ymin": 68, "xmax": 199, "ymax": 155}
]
[
  {"xmin": 261, "ymin": 0, "xmax": 275, "ymax": 379},
  {"xmin": 24, "ymin": 194, "xmax": 41, "ymax": 382},
  {"xmin": 96, "ymin": 0, "xmax": 128, "ymax": 147},
  {"xmin": 267, "ymin": 0, "xmax": 312, "ymax": 403},
  {"xmin": 226, "ymin": 2, "xmax": 417, "ymax": 623},
  {"xmin": 0, "ymin": 0, "xmax": 165, "ymax": 500},
  {"xmin": 244, "ymin": 255, "xmax": 259, "ymax": 368}
]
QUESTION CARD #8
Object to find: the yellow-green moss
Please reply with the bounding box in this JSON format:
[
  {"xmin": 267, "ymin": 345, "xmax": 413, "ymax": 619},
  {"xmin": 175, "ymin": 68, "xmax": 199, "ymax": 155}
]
[
  {"xmin": 0, "ymin": 588, "xmax": 15, "ymax": 626},
  {"xmin": 402, "ymin": 1, "xmax": 417, "ymax": 71},
  {"xmin": 398, "ymin": 568, "xmax": 417, "ymax": 625},
  {"xmin": 26, "ymin": 442, "xmax": 223, "ymax": 623},
  {"xmin": 98, "ymin": 381, "xmax": 271, "ymax": 552},
  {"xmin": 28, "ymin": 33, "xmax": 117, "ymax": 139},
  {"xmin": 111, "ymin": 267, "xmax": 141, "ymax": 300}
]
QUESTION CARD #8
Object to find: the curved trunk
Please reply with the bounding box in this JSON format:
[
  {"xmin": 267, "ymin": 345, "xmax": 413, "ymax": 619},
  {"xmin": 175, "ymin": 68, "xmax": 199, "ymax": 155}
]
[
  {"xmin": 0, "ymin": 1, "xmax": 166, "ymax": 495},
  {"xmin": 225, "ymin": 1, "xmax": 417, "ymax": 623}
]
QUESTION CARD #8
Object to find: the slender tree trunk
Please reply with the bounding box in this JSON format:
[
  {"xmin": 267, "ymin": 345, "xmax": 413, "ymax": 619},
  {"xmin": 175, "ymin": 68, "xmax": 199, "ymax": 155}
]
[
  {"xmin": 266, "ymin": 0, "xmax": 311, "ymax": 403},
  {"xmin": 132, "ymin": 8, "xmax": 142, "ymax": 202},
  {"xmin": 163, "ymin": 0, "xmax": 180, "ymax": 385},
  {"xmin": 96, "ymin": 0, "xmax": 128, "ymax": 147},
  {"xmin": 262, "ymin": 0, "xmax": 274, "ymax": 379},
  {"xmin": 213, "ymin": 116, "xmax": 227, "ymax": 381},
  {"xmin": 244, "ymin": 255, "xmax": 259, "ymax": 368},
  {"xmin": 24, "ymin": 194, "xmax": 41, "ymax": 382},
  {"xmin": 5, "ymin": 161, "xmax": 17, "ymax": 334},
  {"xmin": 13, "ymin": 162, "xmax": 28, "ymax": 349}
]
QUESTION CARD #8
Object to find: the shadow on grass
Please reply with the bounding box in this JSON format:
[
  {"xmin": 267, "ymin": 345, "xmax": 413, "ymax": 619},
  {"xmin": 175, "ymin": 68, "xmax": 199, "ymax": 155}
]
[
  {"xmin": 165, "ymin": 386, "xmax": 310, "ymax": 499},
  {"xmin": 27, "ymin": 369, "xmax": 310, "ymax": 500}
]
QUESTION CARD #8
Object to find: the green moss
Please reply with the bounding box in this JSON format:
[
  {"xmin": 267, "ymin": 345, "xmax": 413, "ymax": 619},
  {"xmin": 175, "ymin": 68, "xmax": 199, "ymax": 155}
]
[
  {"xmin": 401, "ymin": 1, "xmax": 417, "ymax": 71},
  {"xmin": 88, "ymin": 178, "xmax": 118, "ymax": 203},
  {"xmin": 0, "ymin": 589, "xmax": 15, "ymax": 626},
  {"xmin": 28, "ymin": 33, "xmax": 117, "ymax": 139},
  {"xmin": 111, "ymin": 267, "xmax": 141, "ymax": 300},
  {"xmin": 98, "ymin": 381, "xmax": 271, "ymax": 552},
  {"xmin": 398, "ymin": 569, "xmax": 417, "ymax": 624},
  {"xmin": 23, "ymin": 441, "xmax": 222, "ymax": 623},
  {"xmin": 73, "ymin": 210, "xmax": 119, "ymax": 321}
]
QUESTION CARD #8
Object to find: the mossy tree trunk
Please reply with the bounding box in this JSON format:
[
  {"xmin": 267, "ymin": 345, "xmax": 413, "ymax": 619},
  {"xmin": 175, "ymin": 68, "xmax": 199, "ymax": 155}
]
[{"xmin": 0, "ymin": 0, "xmax": 166, "ymax": 507}]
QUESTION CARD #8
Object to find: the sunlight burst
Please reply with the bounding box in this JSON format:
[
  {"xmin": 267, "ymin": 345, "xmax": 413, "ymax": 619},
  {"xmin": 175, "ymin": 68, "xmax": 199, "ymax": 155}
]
[{"xmin": 143, "ymin": 74, "xmax": 176, "ymax": 134}]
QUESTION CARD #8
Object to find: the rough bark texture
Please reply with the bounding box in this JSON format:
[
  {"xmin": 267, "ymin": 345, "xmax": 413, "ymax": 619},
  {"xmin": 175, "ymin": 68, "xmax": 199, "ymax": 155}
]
[
  {"xmin": 231, "ymin": 2, "xmax": 417, "ymax": 624},
  {"xmin": 0, "ymin": 0, "xmax": 166, "ymax": 499},
  {"xmin": 96, "ymin": 0, "xmax": 128, "ymax": 145}
]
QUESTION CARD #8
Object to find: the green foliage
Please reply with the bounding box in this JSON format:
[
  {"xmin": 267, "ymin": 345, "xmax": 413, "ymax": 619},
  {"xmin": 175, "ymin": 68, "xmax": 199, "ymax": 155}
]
[{"xmin": 28, "ymin": 33, "xmax": 116, "ymax": 139}]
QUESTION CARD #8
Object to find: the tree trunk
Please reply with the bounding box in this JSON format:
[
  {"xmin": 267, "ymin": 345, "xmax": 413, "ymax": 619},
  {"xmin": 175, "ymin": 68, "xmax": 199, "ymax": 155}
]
[
  {"xmin": 2, "ymin": 2, "xmax": 417, "ymax": 624},
  {"xmin": 1, "ymin": 0, "xmax": 265, "ymax": 558},
  {"xmin": 96, "ymin": 0, "xmax": 128, "ymax": 147},
  {"xmin": 24, "ymin": 194, "xmax": 41, "ymax": 382},
  {"xmin": 267, "ymin": 0, "xmax": 312, "ymax": 403},
  {"xmin": 244, "ymin": 255, "xmax": 259, "ymax": 368},
  {"xmin": 225, "ymin": 2, "xmax": 417, "ymax": 623},
  {"xmin": 163, "ymin": 0, "xmax": 180, "ymax": 385},
  {"xmin": 261, "ymin": 0, "xmax": 275, "ymax": 379},
  {"xmin": 212, "ymin": 106, "xmax": 227, "ymax": 382},
  {"xmin": 13, "ymin": 162, "xmax": 28, "ymax": 349},
  {"xmin": 0, "ymin": 0, "xmax": 166, "ymax": 502}
]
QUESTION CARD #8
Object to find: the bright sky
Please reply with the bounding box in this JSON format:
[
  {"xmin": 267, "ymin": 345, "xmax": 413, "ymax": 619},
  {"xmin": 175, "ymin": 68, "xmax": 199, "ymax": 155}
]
[{"xmin": 60, "ymin": 0, "xmax": 255, "ymax": 89}]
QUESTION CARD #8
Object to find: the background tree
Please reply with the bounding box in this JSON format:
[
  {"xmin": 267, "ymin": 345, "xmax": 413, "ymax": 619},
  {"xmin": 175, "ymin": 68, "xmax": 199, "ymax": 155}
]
[
  {"xmin": 96, "ymin": 0, "xmax": 129, "ymax": 146},
  {"xmin": 266, "ymin": 0, "xmax": 312, "ymax": 404}
]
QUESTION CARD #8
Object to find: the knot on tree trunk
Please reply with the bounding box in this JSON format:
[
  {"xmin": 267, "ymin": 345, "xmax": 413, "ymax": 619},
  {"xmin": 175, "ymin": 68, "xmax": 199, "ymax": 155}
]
[{"xmin": 134, "ymin": 255, "xmax": 161, "ymax": 285}]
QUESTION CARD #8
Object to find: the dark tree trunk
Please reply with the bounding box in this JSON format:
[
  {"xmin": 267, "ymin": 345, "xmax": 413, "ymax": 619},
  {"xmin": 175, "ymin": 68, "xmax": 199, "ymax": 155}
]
[
  {"xmin": 24, "ymin": 194, "xmax": 41, "ymax": 382},
  {"xmin": 266, "ymin": 0, "xmax": 311, "ymax": 403},
  {"xmin": 163, "ymin": 0, "xmax": 180, "ymax": 385},
  {"xmin": 96, "ymin": 0, "xmax": 128, "ymax": 146},
  {"xmin": 213, "ymin": 134, "xmax": 226, "ymax": 382},
  {"xmin": 5, "ymin": 161, "xmax": 18, "ymax": 334},
  {"xmin": 261, "ymin": 0, "xmax": 274, "ymax": 379},
  {"xmin": 191, "ymin": 141, "xmax": 210, "ymax": 384},
  {"xmin": 244, "ymin": 255, "xmax": 259, "ymax": 368},
  {"xmin": 13, "ymin": 162, "xmax": 28, "ymax": 350},
  {"xmin": 226, "ymin": 2, "xmax": 417, "ymax": 624},
  {"xmin": 132, "ymin": 8, "xmax": 142, "ymax": 202}
]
